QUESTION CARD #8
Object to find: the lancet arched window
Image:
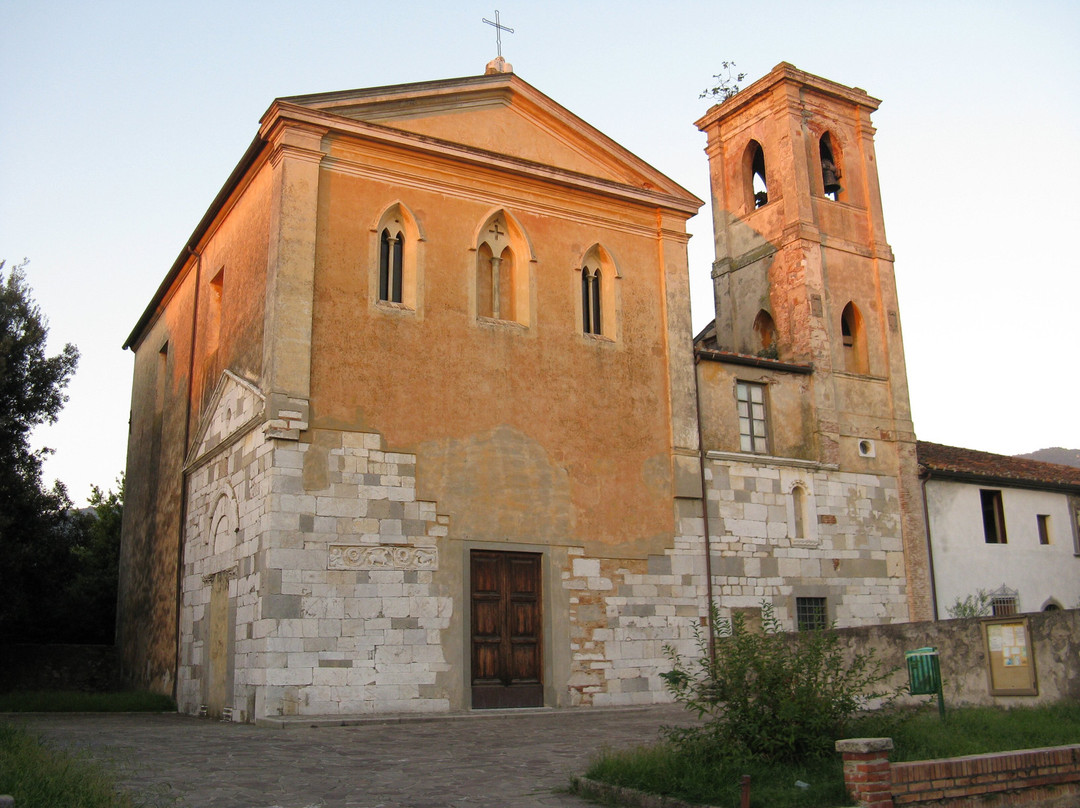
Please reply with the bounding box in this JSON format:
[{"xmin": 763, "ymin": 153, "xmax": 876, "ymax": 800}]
[
  {"xmin": 841, "ymin": 301, "xmax": 869, "ymax": 374},
  {"xmin": 582, "ymin": 267, "xmax": 602, "ymax": 334},
  {"xmin": 577, "ymin": 244, "xmax": 619, "ymax": 339},
  {"xmin": 476, "ymin": 211, "xmax": 531, "ymax": 326},
  {"xmin": 379, "ymin": 228, "xmax": 403, "ymax": 303},
  {"xmin": 373, "ymin": 203, "xmax": 421, "ymax": 310}
]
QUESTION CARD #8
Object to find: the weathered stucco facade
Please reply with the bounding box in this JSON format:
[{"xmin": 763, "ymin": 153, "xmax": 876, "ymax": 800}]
[{"xmin": 119, "ymin": 62, "xmax": 932, "ymax": 722}]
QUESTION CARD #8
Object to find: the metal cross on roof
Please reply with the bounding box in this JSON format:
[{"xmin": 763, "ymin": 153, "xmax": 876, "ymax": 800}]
[{"xmin": 482, "ymin": 10, "xmax": 514, "ymax": 59}]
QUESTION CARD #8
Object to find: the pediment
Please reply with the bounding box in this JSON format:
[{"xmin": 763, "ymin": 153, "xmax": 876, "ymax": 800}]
[
  {"xmin": 187, "ymin": 370, "xmax": 265, "ymax": 467},
  {"xmin": 277, "ymin": 73, "xmax": 699, "ymax": 203}
]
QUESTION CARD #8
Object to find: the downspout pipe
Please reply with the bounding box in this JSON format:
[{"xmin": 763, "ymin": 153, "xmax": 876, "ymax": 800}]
[
  {"xmin": 692, "ymin": 350, "xmax": 716, "ymax": 661},
  {"xmin": 919, "ymin": 468, "xmax": 939, "ymax": 621}
]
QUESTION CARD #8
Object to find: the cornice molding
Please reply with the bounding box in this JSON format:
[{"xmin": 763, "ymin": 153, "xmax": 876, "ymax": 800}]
[
  {"xmin": 264, "ymin": 102, "xmax": 701, "ymax": 216},
  {"xmin": 276, "ymin": 72, "xmax": 701, "ymax": 205},
  {"xmin": 706, "ymin": 450, "xmax": 840, "ymax": 472},
  {"xmin": 696, "ymin": 62, "xmax": 881, "ymax": 132},
  {"xmin": 319, "ymin": 154, "xmax": 666, "ymax": 240}
]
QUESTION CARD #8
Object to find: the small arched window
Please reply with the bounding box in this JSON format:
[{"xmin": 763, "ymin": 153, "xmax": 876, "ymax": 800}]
[
  {"xmin": 752, "ymin": 309, "xmax": 777, "ymax": 357},
  {"xmin": 787, "ymin": 481, "xmax": 816, "ymax": 543},
  {"xmin": 744, "ymin": 140, "xmax": 768, "ymax": 209},
  {"xmin": 819, "ymin": 132, "xmax": 842, "ymax": 201},
  {"xmin": 791, "ymin": 485, "xmax": 806, "ymax": 539},
  {"xmin": 840, "ymin": 301, "xmax": 869, "ymax": 374}
]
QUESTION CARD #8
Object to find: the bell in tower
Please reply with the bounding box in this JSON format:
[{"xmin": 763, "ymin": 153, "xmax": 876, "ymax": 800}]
[{"xmin": 820, "ymin": 133, "xmax": 842, "ymax": 199}]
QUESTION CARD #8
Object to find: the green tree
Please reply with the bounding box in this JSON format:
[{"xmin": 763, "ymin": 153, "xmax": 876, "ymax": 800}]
[
  {"xmin": 64, "ymin": 477, "xmax": 124, "ymax": 644},
  {"xmin": 0, "ymin": 259, "xmax": 80, "ymax": 642}
]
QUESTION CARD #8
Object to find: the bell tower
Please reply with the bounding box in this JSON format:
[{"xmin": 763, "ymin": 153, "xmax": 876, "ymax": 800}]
[{"xmin": 695, "ymin": 63, "xmax": 932, "ymax": 621}]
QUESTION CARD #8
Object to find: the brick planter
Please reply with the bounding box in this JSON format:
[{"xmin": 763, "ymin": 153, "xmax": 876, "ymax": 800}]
[{"xmin": 837, "ymin": 738, "xmax": 1080, "ymax": 808}]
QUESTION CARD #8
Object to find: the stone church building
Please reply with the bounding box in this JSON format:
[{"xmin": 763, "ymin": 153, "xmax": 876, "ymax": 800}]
[{"xmin": 118, "ymin": 60, "xmax": 931, "ymax": 722}]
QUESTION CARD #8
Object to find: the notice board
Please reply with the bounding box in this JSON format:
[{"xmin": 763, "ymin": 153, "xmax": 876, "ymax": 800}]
[{"xmin": 983, "ymin": 616, "xmax": 1038, "ymax": 696}]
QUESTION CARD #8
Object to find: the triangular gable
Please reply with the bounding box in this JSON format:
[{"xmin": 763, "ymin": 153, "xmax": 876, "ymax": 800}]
[
  {"xmin": 277, "ymin": 73, "xmax": 701, "ymax": 205},
  {"xmin": 187, "ymin": 370, "xmax": 265, "ymax": 467}
]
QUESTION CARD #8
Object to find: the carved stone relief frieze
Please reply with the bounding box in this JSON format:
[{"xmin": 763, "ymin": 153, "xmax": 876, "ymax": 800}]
[{"xmin": 328, "ymin": 544, "xmax": 438, "ymax": 571}]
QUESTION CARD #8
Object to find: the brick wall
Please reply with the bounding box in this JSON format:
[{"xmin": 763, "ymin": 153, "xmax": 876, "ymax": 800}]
[
  {"xmin": 893, "ymin": 746, "xmax": 1080, "ymax": 807},
  {"xmin": 838, "ymin": 739, "xmax": 1080, "ymax": 808}
]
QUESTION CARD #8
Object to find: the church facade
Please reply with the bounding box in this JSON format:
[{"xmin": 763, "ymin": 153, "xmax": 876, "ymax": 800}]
[{"xmin": 118, "ymin": 61, "xmax": 931, "ymax": 721}]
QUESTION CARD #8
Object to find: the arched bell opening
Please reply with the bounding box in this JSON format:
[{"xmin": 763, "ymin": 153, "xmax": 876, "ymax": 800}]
[
  {"xmin": 819, "ymin": 132, "xmax": 843, "ymax": 201},
  {"xmin": 743, "ymin": 139, "xmax": 769, "ymax": 210},
  {"xmin": 752, "ymin": 309, "xmax": 777, "ymax": 358}
]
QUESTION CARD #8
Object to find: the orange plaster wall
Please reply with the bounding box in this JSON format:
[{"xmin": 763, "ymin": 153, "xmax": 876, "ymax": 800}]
[
  {"xmin": 308, "ymin": 160, "xmax": 679, "ymax": 557},
  {"xmin": 118, "ymin": 272, "xmax": 195, "ymax": 694},
  {"xmin": 187, "ymin": 163, "xmax": 273, "ymax": 428},
  {"xmin": 698, "ymin": 360, "xmax": 817, "ymax": 461},
  {"xmin": 118, "ymin": 159, "xmax": 273, "ymax": 693}
]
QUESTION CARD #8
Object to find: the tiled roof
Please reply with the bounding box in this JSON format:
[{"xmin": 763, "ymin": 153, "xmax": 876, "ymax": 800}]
[
  {"xmin": 694, "ymin": 346, "xmax": 814, "ymax": 374},
  {"xmin": 917, "ymin": 441, "xmax": 1080, "ymax": 491},
  {"xmin": 692, "ymin": 319, "xmax": 813, "ymax": 373}
]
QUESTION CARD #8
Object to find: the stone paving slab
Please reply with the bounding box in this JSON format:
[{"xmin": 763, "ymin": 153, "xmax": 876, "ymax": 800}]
[{"xmin": 10, "ymin": 704, "xmax": 697, "ymax": 808}]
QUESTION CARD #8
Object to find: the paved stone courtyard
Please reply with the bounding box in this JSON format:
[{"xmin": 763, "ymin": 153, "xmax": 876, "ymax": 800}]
[{"xmin": 12, "ymin": 704, "xmax": 694, "ymax": 807}]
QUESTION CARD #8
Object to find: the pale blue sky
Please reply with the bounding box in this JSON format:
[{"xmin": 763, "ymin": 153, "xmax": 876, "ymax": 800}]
[{"xmin": 2, "ymin": 0, "xmax": 1078, "ymax": 503}]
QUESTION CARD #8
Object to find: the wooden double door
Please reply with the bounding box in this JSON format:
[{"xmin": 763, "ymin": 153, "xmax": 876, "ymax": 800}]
[{"xmin": 470, "ymin": 550, "xmax": 543, "ymax": 709}]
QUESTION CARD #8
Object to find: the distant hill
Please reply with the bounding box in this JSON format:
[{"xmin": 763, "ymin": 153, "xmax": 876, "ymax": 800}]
[{"xmin": 1016, "ymin": 447, "xmax": 1080, "ymax": 468}]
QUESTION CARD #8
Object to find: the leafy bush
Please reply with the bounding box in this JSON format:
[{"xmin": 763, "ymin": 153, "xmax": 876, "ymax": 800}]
[
  {"xmin": 584, "ymin": 703, "xmax": 1080, "ymax": 808},
  {"xmin": 946, "ymin": 590, "xmax": 991, "ymax": 618},
  {"xmin": 660, "ymin": 601, "xmax": 899, "ymax": 763}
]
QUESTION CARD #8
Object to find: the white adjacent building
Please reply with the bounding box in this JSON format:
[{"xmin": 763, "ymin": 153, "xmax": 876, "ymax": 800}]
[{"xmin": 918, "ymin": 441, "xmax": 1080, "ymax": 617}]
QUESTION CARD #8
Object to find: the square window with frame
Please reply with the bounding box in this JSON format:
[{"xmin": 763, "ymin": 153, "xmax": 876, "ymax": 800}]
[
  {"xmin": 991, "ymin": 596, "xmax": 1018, "ymax": 616},
  {"xmin": 795, "ymin": 597, "xmax": 828, "ymax": 631},
  {"xmin": 736, "ymin": 381, "xmax": 769, "ymax": 455}
]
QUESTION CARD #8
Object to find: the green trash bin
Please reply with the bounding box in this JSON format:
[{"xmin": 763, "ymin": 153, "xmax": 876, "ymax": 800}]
[{"xmin": 905, "ymin": 646, "xmax": 944, "ymax": 717}]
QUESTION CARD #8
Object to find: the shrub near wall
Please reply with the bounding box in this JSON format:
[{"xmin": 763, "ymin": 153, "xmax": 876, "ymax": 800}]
[
  {"xmin": 830, "ymin": 609, "xmax": 1079, "ymax": 708},
  {"xmin": 0, "ymin": 645, "xmax": 120, "ymax": 693}
]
